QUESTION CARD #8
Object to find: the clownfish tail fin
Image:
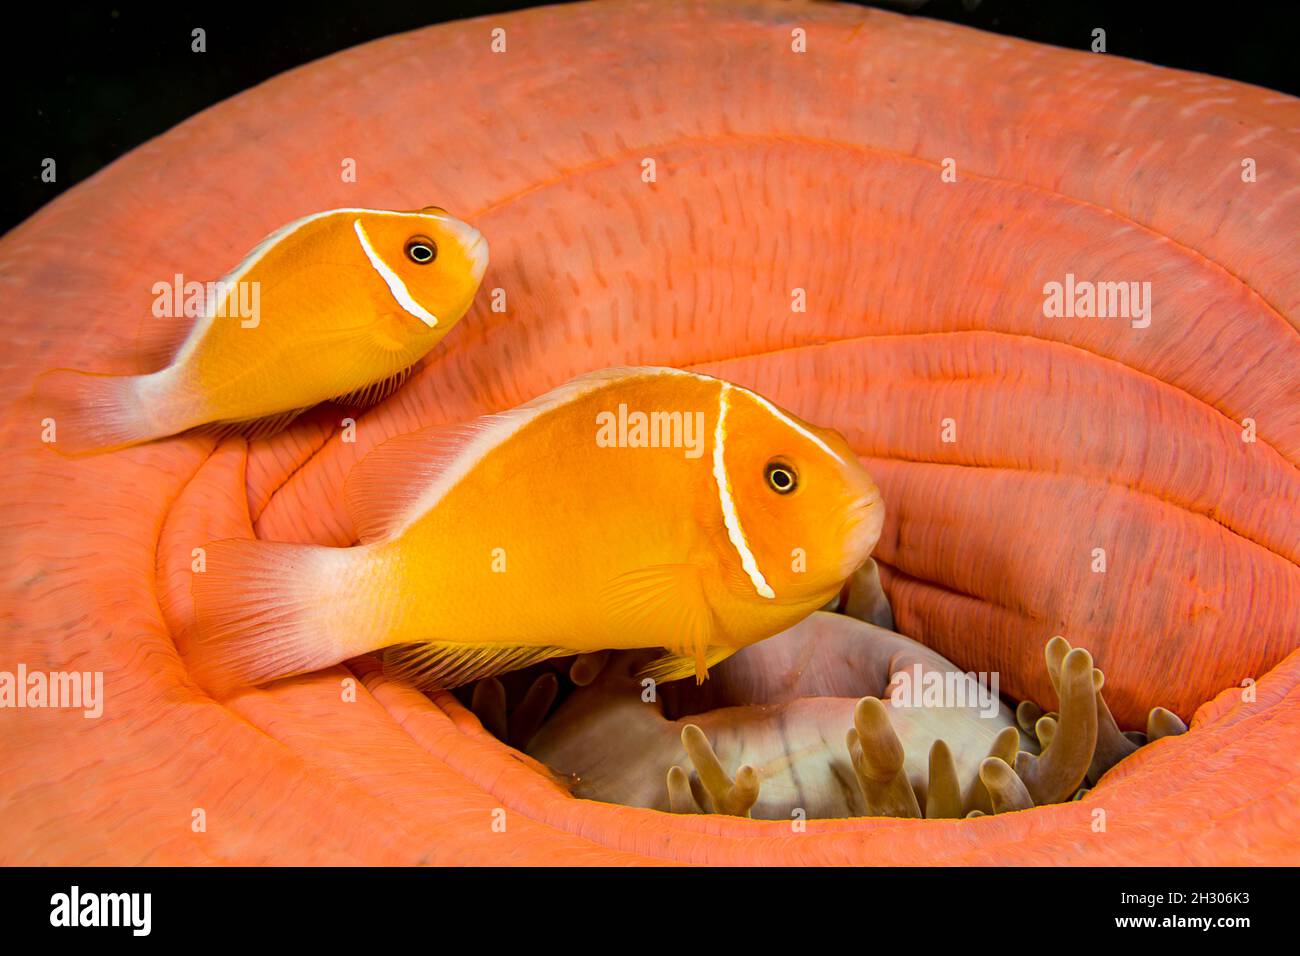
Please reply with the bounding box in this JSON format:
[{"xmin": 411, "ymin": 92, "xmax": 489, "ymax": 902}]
[
  {"xmin": 189, "ymin": 539, "xmax": 379, "ymax": 693},
  {"xmin": 31, "ymin": 368, "xmax": 165, "ymax": 455}
]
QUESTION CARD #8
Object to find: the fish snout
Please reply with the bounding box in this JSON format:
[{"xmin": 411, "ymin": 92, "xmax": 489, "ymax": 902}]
[
  {"xmin": 422, "ymin": 207, "xmax": 490, "ymax": 283},
  {"xmin": 455, "ymin": 223, "xmax": 490, "ymax": 284}
]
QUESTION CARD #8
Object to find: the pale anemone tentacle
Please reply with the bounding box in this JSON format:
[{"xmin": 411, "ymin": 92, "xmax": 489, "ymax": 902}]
[
  {"xmin": 666, "ymin": 766, "xmax": 697, "ymax": 813},
  {"xmin": 1147, "ymin": 707, "xmax": 1188, "ymax": 742},
  {"xmin": 506, "ymin": 673, "xmax": 559, "ymax": 750},
  {"xmin": 469, "ymin": 672, "xmax": 559, "ymax": 751},
  {"xmin": 1015, "ymin": 645, "xmax": 1099, "ymax": 805},
  {"xmin": 569, "ymin": 651, "xmax": 610, "ymax": 687},
  {"xmin": 961, "ymin": 725, "xmax": 1022, "ymax": 816},
  {"xmin": 924, "ymin": 739, "xmax": 965, "ymax": 819},
  {"xmin": 510, "ymin": 621, "xmax": 1188, "ymax": 821},
  {"xmin": 670, "ymin": 724, "xmax": 761, "ymax": 817},
  {"xmin": 469, "ymin": 678, "xmax": 508, "ymax": 741},
  {"xmin": 845, "ymin": 697, "xmax": 923, "ymax": 818},
  {"xmin": 980, "ymin": 757, "xmax": 1034, "ymax": 814}
]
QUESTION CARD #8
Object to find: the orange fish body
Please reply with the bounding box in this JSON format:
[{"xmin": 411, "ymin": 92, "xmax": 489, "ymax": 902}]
[
  {"xmin": 192, "ymin": 367, "xmax": 884, "ymax": 691},
  {"xmin": 35, "ymin": 207, "xmax": 488, "ymax": 454}
]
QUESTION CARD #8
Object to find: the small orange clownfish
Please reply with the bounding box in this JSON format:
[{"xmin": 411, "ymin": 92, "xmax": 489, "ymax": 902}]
[
  {"xmin": 34, "ymin": 206, "xmax": 489, "ymax": 454},
  {"xmin": 190, "ymin": 367, "xmax": 885, "ymax": 693}
]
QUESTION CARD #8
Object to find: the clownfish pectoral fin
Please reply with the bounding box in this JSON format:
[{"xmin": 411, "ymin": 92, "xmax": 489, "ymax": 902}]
[
  {"xmin": 637, "ymin": 646, "xmax": 739, "ymax": 685},
  {"xmin": 382, "ymin": 642, "xmax": 571, "ymax": 691},
  {"xmin": 600, "ymin": 564, "xmax": 717, "ymax": 683}
]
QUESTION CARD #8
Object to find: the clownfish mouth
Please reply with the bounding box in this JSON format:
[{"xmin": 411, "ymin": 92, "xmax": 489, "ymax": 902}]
[
  {"xmin": 428, "ymin": 208, "xmax": 490, "ymax": 283},
  {"xmin": 839, "ymin": 492, "xmax": 886, "ymax": 580},
  {"xmin": 444, "ymin": 572, "xmax": 1185, "ymax": 821},
  {"xmin": 465, "ymin": 233, "xmax": 490, "ymax": 283}
]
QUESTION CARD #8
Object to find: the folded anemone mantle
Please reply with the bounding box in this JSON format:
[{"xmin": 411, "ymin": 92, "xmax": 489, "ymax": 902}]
[{"xmin": 0, "ymin": 1, "xmax": 1297, "ymax": 865}]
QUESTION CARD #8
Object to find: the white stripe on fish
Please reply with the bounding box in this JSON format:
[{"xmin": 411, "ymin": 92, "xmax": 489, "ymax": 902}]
[
  {"xmin": 712, "ymin": 382, "xmax": 776, "ymax": 600},
  {"xmin": 352, "ymin": 219, "xmax": 439, "ymax": 328}
]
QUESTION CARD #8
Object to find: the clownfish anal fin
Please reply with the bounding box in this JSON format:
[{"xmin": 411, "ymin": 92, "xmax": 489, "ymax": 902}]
[
  {"xmin": 330, "ymin": 365, "xmax": 415, "ymax": 409},
  {"xmin": 600, "ymin": 563, "xmax": 717, "ymax": 683},
  {"xmin": 382, "ymin": 641, "xmax": 569, "ymax": 690},
  {"xmin": 199, "ymin": 406, "xmax": 311, "ymax": 444}
]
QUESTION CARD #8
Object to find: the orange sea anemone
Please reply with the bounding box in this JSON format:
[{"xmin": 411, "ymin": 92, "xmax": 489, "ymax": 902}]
[{"xmin": 2, "ymin": 0, "xmax": 1297, "ymax": 865}]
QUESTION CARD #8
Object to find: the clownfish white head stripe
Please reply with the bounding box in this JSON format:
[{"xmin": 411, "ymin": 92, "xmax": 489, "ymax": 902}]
[
  {"xmin": 712, "ymin": 382, "xmax": 777, "ymax": 600},
  {"xmin": 353, "ymin": 218, "xmax": 440, "ymax": 328}
]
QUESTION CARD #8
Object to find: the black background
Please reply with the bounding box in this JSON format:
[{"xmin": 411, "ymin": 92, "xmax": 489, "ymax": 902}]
[
  {"xmin": 0, "ymin": 866, "xmax": 1281, "ymax": 940},
  {"xmin": 3, "ymin": 0, "xmax": 1298, "ymax": 234}
]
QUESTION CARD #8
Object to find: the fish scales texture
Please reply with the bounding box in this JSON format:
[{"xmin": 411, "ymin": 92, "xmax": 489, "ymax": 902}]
[{"xmin": 1, "ymin": 1, "xmax": 1298, "ymax": 863}]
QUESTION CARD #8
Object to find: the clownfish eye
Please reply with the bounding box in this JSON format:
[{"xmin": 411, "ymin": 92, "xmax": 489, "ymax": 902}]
[
  {"xmin": 404, "ymin": 237, "xmax": 437, "ymax": 264},
  {"xmin": 765, "ymin": 460, "xmax": 797, "ymax": 494}
]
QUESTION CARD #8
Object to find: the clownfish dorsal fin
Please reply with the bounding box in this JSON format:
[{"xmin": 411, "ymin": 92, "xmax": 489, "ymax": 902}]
[
  {"xmin": 343, "ymin": 422, "xmax": 492, "ymax": 543},
  {"xmin": 342, "ymin": 367, "xmax": 670, "ymax": 544},
  {"xmin": 131, "ymin": 309, "xmax": 196, "ymax": 373},
  {"xmin": 600, "ymin": 563, "xmax": 717, "ymax": 683}
]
